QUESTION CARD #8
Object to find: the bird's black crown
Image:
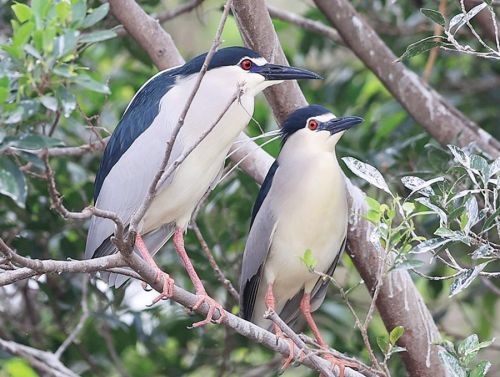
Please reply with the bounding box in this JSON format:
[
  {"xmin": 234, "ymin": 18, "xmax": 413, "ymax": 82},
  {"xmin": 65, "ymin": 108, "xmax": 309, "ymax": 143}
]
[
  {"xmin": 180, "ymin": 47, "xmax": 262, "ymax": 76},
  {"xmin": 281, "ymin": 104, "xmax": 331, "ymax": 143}
]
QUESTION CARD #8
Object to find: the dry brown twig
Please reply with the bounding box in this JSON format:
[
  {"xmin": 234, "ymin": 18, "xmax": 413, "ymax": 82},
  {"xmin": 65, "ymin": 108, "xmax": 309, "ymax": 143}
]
[{"xmin": 191, "ymin": 222, "xmax": 240, "ymax": 301}]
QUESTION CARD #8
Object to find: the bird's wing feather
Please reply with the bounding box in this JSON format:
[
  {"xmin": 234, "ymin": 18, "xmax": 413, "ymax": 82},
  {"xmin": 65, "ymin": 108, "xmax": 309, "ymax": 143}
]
[
  {"xmin": 99, "ymin": 223, "xmax": 175, "ymax": 288},
  {"xmin": 85, "ymin": 67, "xmax": 185, "ymax": 260},
  {"xmin": 240, "ymin": 161, "xmax": 279, "ymax": 321}
]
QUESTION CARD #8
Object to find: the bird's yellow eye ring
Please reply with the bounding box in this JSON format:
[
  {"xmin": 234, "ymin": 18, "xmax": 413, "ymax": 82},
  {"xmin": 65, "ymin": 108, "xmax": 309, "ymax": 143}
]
[
  {"xmin": 240, "ymin": 59, "xmax": 253, "ymax": 71},
  {"xmin": 308, "ymin": 119, "xmax": 319, "ymax": 130}
]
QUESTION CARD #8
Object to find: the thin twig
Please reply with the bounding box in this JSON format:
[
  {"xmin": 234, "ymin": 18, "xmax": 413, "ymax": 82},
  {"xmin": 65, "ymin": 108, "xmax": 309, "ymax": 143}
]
[
  {"xmin": 0, "ymin": 338, "xmax": 79, "ymax": 377},
  {"xmin": 157, "ymin": 0, "xmax": 206, "ymax": 23},
  {"xmin": 422, "ymin": 0, "xmax": 446, "ymax": 82},
  {"xmin": 267, "ymin": 5, "xmax": 343, "ymax": 45},
  {"xmin": 100, "ymin": 323, "xmax": 132, "ymax": 377},
  {"xmin": 54, "ymin": 275, "xmax": 90, "ymax": 359},
  {"xmin": 264, "ymin": 309, "xmax": 365, "ymax": 377},
  {"xmin": 191, "ymin": 222, "xmax": 240, "ymax": 301}
]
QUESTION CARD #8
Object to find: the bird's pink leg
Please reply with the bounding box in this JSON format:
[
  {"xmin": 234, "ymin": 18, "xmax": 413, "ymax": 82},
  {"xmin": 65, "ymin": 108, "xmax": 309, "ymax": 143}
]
[
  {"xmin": 135, "ymin": 234, "xmax": 175, "ymax": 305},
  {"xmin": 300, "ymin": 293, "xmax": 358, "ymax": 377},
  {"xmin": 172, "ymin": 228, "xmax": 226, "ymax": 327},
  {"xmin": 265, "ymin": 283, "xmax": 297, "ymax": 370}
]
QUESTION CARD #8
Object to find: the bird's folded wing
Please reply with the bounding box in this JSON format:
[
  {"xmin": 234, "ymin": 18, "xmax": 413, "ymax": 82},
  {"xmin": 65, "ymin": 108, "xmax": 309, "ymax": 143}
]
[
  {"xmin": 240, "ymin": 161, "xmax": 279, "ymax": 321},
  {"xmin": 85, "ymin": 69, "xmax": 184, "ymax": 260}
]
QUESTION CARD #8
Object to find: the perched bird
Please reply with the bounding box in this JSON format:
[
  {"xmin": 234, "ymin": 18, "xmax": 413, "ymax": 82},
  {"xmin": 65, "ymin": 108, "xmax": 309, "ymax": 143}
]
[
  {"xmin": 239, "ymin": 105, "xmax": 362, "ymax": 374},
  {"xmin": 85, "ymin": 46, "xmax": 321, "ymax": 327}
]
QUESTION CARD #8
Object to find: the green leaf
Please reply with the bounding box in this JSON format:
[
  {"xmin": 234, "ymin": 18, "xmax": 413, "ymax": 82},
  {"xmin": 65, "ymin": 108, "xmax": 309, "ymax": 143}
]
[
  {"xmin": 56, "ymin": 86, "xmax": 76, "ymax": 117},
  {"xmin": 40, "ymin": 95, "xmax": 58, "ymax": 111},
  {"xmin": 12, "ymin": 3, "xmax": 33, "ymax": 23},
  {"xmin": 470, "ymin": 361, "xmax": 491, "ymax": 377},
  {"xmin": 54, "ymin": 31, "xmax": 79, "ymax": 58},
  {"xmin": 0, "ymin": 87, "xmax": 9, "ymax": 103},
  {"xmin": 7, "ymin": 134, "xmax": 65, "ymax": 150},
  {"xmin": 24, "ymin": 44, "xmax": 42, "ymax": 59},
  {"xmin": 12, "ymin": 21, "xmax": 34, "ymax": 47},
  {"xmin": 3, "ymin": 358, "xmax": 38, "ymax": 377},
  {"xmin": 79, "ymin": 30, "xmax": 117, "ymax": 44},
  {"xmin": 366, "ymin": 196, "xmax": 381, "ymax": 211},
  {"xmin": 74, "ymin": 74, "xmax": 110, "ymax": 94},
  {"xmin": 483, "ymin": 207, "xmax": 500, "ymax": 231},
  {"xmin": 410, "ymin": 238, "xmax": 451, "ymax": 254},
  {"xmin": 31, "ymin": 0, "xmax": 51, "ymax": 30},
  {"xmin": 399, "ymin": 36, "xmax": 447, "ymax": 61},
  {"xmin": 0, "ymin": 156, "xmax": 27, "ymax": 208},
  {"xmin": 71, "ymin": 1, "xmax": 88, "ymax": 25},
  {"xmin": 421, "ymin": 8, "xmax": 445, "ymax": 27},
  {"xmin": 55, "ymin": 1, "xmax": 71, "ymax": 22},
  {"xmin": 81, "ymin": 3, "xmax": 110, "ymax": 28},
  {"xmin": 393, "ymin": 258, "xmax": 424, "ymax": 271},
  {"xmin": 439, "ymin": 350, "xmax": 466, "ymax": 377},
  {"xmin": 342, "ymin": 157, "xmax": 392, "ymax": 194},
  {"xmin": 470, "ymin": 155, "xmax": 489, "ymax": 179},
  {"xmin": 389, "ymin": 326, "xmax": 404, "ymax": 345},
  {"xmin": 377, "ymin": 335, "xmax": 389, "ymax": 353},
  {"xmin": 300, "ymin": 249, "xmax": 317, "ymax": 270},
  {"xmin": 458, "ymin": 334, "xmax": 479, "ymax": 356},
  {"xmin": 449, "ymin": 263, "xmax": 488, "ymax": 297}
]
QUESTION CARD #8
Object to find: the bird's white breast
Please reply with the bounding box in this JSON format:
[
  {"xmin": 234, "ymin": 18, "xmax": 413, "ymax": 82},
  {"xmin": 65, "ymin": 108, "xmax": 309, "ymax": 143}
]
[
  {"xmin": 142, "ymin": 70, "xmax": 254, "ymax": 232},
  {"xmin": 258, "ymin": 148, "xmax": 348, "ymax": 319}
]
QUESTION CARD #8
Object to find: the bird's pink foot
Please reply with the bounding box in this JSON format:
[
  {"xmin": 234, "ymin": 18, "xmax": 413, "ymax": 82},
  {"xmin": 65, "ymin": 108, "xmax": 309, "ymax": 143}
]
[
  {"xmin": 320, "ymin": 352, "xmax": 358, "ymax": 377},
  {"xmin": 145, "ymin": 270, "xmax": 175, "ymax": 307},
  {"xmin": 189, "ymin": 291, "xmax": 226, "ymax": 328}
]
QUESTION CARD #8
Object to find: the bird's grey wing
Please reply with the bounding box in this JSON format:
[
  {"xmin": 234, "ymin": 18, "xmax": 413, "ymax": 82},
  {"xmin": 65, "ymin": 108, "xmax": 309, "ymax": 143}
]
[
  {"xmin": 240, "ymin": 161, "xmax": 279, "ymax": 321},
  {"xmin": 278, "ymin": 237, "xmax": 347, "ymax": 325},
  {"xmin": 85, "ymin": 67, "xmax": 184, "ymax": 262}
]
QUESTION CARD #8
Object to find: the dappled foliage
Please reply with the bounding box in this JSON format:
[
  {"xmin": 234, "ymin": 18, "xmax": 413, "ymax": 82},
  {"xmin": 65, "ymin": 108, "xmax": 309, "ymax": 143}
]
[{"xmin": 0, "ymin": 1, "xmax": 499, "ymax": 377}]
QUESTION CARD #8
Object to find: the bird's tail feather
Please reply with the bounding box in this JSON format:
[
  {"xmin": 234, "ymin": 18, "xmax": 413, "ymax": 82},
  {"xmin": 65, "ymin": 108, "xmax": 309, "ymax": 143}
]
[{"xmin": 98, "ymin": 223, "xmax": 175, "ymax": 288}]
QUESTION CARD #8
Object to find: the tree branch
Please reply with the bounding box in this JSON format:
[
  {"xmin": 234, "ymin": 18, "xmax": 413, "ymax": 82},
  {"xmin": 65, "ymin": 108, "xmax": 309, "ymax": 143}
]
[
  {"xmin": 0, "ymin": 338, "xmax": 79, "ymax": 377},
  {"xmin": 313, "ymin": 0, "xmax": 499, "ymax": 158}
]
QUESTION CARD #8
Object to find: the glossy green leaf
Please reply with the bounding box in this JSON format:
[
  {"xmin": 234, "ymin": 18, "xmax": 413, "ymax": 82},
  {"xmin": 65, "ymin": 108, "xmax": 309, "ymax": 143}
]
[
  {"xmin": 439, "ymin": 350, "xmax": 466, "ymax": 377},
  {"xmin": 421, "ymin": 8, "xmax": 445, "ymax": 27},
  {"xmin": 389, "ymin": 326, "xmax": 404, "ymax": 345},
  {"xmin": 0, "ymin": 156, "xmax": 27, "ymax": 208},
  {"xmin": 470, "ymin": 361, "xmax": 491, "ymax": 377},
  {"xmin": 81, "ymin": 3, "xmax": 110, "ymax": 28},
  {"xmin": 0, "ymin": 87, "xmax": 9, "ymax": 103},
  {"xmin": 7, "ymin": 134, "xmax": 65, "ymax": 150},
  {"xmin": 300, "ymin": 249, "xmax": 317, "ymax": 270},
  {"xmin": 399, "ymin": 36, "xmax": 447, "ymax": 61},
  {"xmin": 79, "ymin": 30, "xmax": 117, "ymax": 44},
  {"xmin": 74, "ymin": 74, "xmax": 110, "ymax": 94},
  {"xmin": 12, "ymin": 3, "xmax": 33, "ymax": 23}
]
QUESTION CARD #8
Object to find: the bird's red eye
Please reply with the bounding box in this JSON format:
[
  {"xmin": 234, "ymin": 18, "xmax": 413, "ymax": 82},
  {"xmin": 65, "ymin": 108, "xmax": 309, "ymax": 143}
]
[
  {"xmin": 308, "ymin": 119, "xmax": 318, "ymax": 130},
  {"xmin": 240, "ymin": 59, "xmax": 253, "ymax": 71}
]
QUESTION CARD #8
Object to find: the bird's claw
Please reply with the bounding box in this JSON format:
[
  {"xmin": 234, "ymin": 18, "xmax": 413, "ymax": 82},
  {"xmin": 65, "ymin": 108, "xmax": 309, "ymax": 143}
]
[
  {"xmin": 320, "ymin": 353, "xmax": 358, "ymax": 377},
  {"xmin": 272, "ymin": 326, "xmax": 302, "ymax": 371},
  {"xmin": 146, "ymin": 271, "xmax": 175, "ymax": 307},
  {"xmin": 189, "ymin": 292, "xmax": 226, "ymax": 328}
]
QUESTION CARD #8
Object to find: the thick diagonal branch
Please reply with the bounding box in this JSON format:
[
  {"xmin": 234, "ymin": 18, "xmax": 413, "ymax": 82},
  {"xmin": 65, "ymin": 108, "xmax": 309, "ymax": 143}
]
[{"xmin": 313, "ymin": 0, "xmax": 499, "ymax": 158}]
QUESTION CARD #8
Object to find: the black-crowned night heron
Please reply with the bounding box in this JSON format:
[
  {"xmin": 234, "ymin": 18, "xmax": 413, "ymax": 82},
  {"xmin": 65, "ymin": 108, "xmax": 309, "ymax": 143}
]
[
  {"xmin": 85, "ymin": 46, "xmax": 321, "ymax": 327},
  {"xmin": 239, "ymin": 105, "xmax": 362, "ymax": 374}
]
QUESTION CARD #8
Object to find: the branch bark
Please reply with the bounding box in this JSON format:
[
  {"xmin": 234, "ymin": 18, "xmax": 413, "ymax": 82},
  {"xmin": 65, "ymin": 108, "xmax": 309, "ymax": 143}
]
[{"xmin": 313, "ymin": 0, "xmax": 500, "ymax": 158}]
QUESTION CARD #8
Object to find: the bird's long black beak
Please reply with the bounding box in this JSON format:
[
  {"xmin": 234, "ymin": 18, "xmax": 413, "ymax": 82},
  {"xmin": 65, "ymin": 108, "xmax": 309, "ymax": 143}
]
[
  {"xmin": 256, "ymin": 63, "xmax": 322, "ymax": 81},
  {"xmin": 322, "ymin": 116, "xmax": 363, "ymax": 135}
]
